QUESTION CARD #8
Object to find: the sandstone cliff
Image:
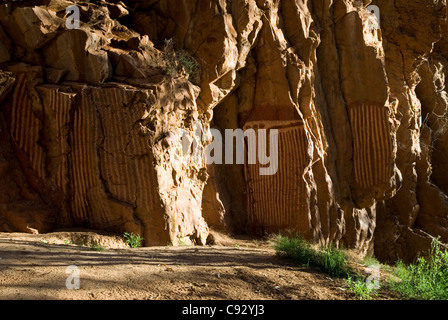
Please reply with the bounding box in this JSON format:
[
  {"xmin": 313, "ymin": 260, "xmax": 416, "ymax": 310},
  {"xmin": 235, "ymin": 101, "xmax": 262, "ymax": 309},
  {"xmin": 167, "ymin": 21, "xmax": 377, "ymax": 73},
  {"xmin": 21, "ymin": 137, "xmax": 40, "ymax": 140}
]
[{"xmin": 0, "ymin": 0, "xmax": 447, "ymax": 262}]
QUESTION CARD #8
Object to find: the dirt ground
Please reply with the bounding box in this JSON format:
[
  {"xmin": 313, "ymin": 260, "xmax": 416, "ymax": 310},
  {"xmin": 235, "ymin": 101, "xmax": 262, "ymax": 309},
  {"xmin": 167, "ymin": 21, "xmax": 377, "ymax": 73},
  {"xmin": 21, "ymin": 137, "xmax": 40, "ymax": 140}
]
[{"xmin": 0, "ymin": 229, "xmax": 395, "ymax": 300}]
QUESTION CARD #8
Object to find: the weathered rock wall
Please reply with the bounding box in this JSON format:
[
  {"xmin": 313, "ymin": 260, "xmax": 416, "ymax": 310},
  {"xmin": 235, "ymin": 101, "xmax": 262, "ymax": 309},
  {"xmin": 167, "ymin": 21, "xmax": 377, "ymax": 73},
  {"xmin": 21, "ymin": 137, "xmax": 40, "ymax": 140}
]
[{"xmin": 0, "ymin": 0, "xmax": 447, "ymax": 262}]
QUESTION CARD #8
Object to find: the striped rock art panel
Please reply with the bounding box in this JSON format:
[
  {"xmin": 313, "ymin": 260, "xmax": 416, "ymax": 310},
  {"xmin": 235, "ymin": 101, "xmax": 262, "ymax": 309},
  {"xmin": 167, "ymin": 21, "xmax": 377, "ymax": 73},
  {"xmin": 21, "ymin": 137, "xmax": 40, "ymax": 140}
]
[
  {"xmin": 10, "ymin": 74, "xmax": 46, "ymax": 181},
  {"xmin": 11, "ymin": 80, "xmax": 76, "ymax": 193},
  {"xmin": 37, "ymin": 85, "xmax": 75, "ymax": 194},
  {"xmin": 67, "ymin": 86, "xmax": 154, "ymax": 229},
  {"xmin": 91, "ymin": 86, "xmax": 161, "ymax": 234},
  {"xmin": 69, "ymin": 89, "xmax": 102, "ymax": 223},
  {"xmin": 243, "ymin": 120, "xmax": 309, "ymax": 232},
  {"xmin": 348, "ymin": 103, "xmax": 393, "ymax": 189},
  {"xmin": 91, "ymin": 87, "xmax": 136, "ymax": 205},
  {"xmin": 92, "ymin": 87, "xmax": 152, "ymax": 207}
]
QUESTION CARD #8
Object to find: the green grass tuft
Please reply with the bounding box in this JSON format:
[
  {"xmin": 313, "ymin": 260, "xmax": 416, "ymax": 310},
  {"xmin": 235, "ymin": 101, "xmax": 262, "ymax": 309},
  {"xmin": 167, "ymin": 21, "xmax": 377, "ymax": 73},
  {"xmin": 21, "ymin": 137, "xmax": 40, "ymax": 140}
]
[
  {"xmin": 273, "ymin": 234, "xmax": 350, "ymax": 278},
  {"xmin": 346, "ymin": 276, "xmax": 378, "ymax": 300},
  {"xmin": 123, "ymin": 232, "xmax": 144, "ymax": 248},
  {"xmin": 319, "ymin": 245, "xmax": 351, "ymax": 278},
  {"xmin": 90, "ymin": 244, "xmax": 105, "ymax": 252},
  {"xmin": 176, "ymin": 50, "xmax": 199, "ymax": 77},
  {"xmin": 390, "ymin": 238, "xmax": 448, "ymax": 300}
]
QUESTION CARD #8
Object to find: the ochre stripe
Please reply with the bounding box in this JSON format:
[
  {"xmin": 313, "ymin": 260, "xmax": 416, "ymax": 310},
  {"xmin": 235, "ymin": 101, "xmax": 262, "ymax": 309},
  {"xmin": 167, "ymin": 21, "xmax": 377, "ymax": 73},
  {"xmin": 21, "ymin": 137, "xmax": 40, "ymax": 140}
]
[
  {"xmin": 72, "ymin": 102, "xmax": 84, "ymax": 221},
  {"xmin": 350, "ymin": 106, "xmax": 358, "ymax": 186},
  {"xmin": 18, "ymin": 78, "xmax": 29, "ymax": 152},
  {"xmin": 366, "ymin": 105, "xmax": 373, "ymax": 187},
  {"xmin": 381, "ymin": 108, "xmax": 392, "ymax": 181},
  {"xmin": 349, "ymin": 103, "xmax": 393, "ymax": 189},
  {"xmin": 370, "ymin": 105, "xmax": 376, "ymax": 186},
  {"xmin": 245, "ymin": 122, "xmax": 307, "ymax": 229},
  {"xmin": 11, "ymin": 75, "xmax": 47, "ymax": 181}
]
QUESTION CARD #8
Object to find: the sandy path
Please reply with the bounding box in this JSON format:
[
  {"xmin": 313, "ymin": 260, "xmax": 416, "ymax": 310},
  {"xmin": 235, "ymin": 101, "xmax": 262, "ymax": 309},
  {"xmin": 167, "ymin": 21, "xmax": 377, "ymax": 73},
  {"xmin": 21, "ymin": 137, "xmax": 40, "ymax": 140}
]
[{"xmin": 0, "ymin": 231, "xmax": 368, "ymax": 300}]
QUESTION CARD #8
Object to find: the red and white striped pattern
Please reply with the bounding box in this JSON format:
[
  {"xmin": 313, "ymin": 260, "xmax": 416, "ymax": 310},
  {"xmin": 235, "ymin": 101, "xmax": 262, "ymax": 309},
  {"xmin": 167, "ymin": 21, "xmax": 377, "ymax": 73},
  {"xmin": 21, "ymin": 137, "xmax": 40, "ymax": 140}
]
[
  {"xmin": 348, "ymin": 103, "xmax": 393, "ymax": 188},
  {"xmin": 81, "ymin": 87, "xmax": 157, "ymax": 222},
  {"xmin": 9, "ymin": 81, "xmax": 157, "ymax": 227},
  {"xmin": 69, "ymin": 89, "xmax": 99, "ymax": 223},
  {"xmin": 11, "ymin": 74, "xmax": 46, "ymax": 180},
  {"xmin": 46, "ymin": 87, "xmax": 74, "ymax": 193},
  {"xmin": 244, "ymin": 121, "xmax": 308, "ymax": 229},
  {"xmin": 89, "ymin": 87, "xmax": 153, "ymax": 206}
]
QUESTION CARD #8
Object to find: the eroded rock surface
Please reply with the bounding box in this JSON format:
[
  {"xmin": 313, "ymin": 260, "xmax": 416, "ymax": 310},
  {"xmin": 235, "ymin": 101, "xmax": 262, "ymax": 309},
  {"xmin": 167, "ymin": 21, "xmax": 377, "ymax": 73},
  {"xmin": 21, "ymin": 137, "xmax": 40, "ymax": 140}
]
[{"xmin": 0, "ymin": 0, "xmax": 447, "ymax": 262}]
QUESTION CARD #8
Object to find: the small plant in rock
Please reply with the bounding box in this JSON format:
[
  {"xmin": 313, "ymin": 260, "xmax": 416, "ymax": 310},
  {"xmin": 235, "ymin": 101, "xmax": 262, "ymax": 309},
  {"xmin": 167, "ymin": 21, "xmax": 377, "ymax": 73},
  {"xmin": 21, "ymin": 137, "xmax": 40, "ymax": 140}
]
[
  {"xmin": 176, "ymin": 50, "xmax": 200, "ymax": 77},
  {"xmin": 163, "ymin": 38, "xmax": 200, "ymax": 81},
  {"xmin": 124, "ymin": 232, "xmax": 143, "ymax": 248}
]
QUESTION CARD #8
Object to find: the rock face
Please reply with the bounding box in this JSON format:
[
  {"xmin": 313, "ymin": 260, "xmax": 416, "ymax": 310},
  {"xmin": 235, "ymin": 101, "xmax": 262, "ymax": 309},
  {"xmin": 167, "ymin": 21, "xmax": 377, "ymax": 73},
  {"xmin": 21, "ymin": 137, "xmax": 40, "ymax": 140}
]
[{"xmin": 0, "ymin": 0, "xmax": 447, "ymax": 262}]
